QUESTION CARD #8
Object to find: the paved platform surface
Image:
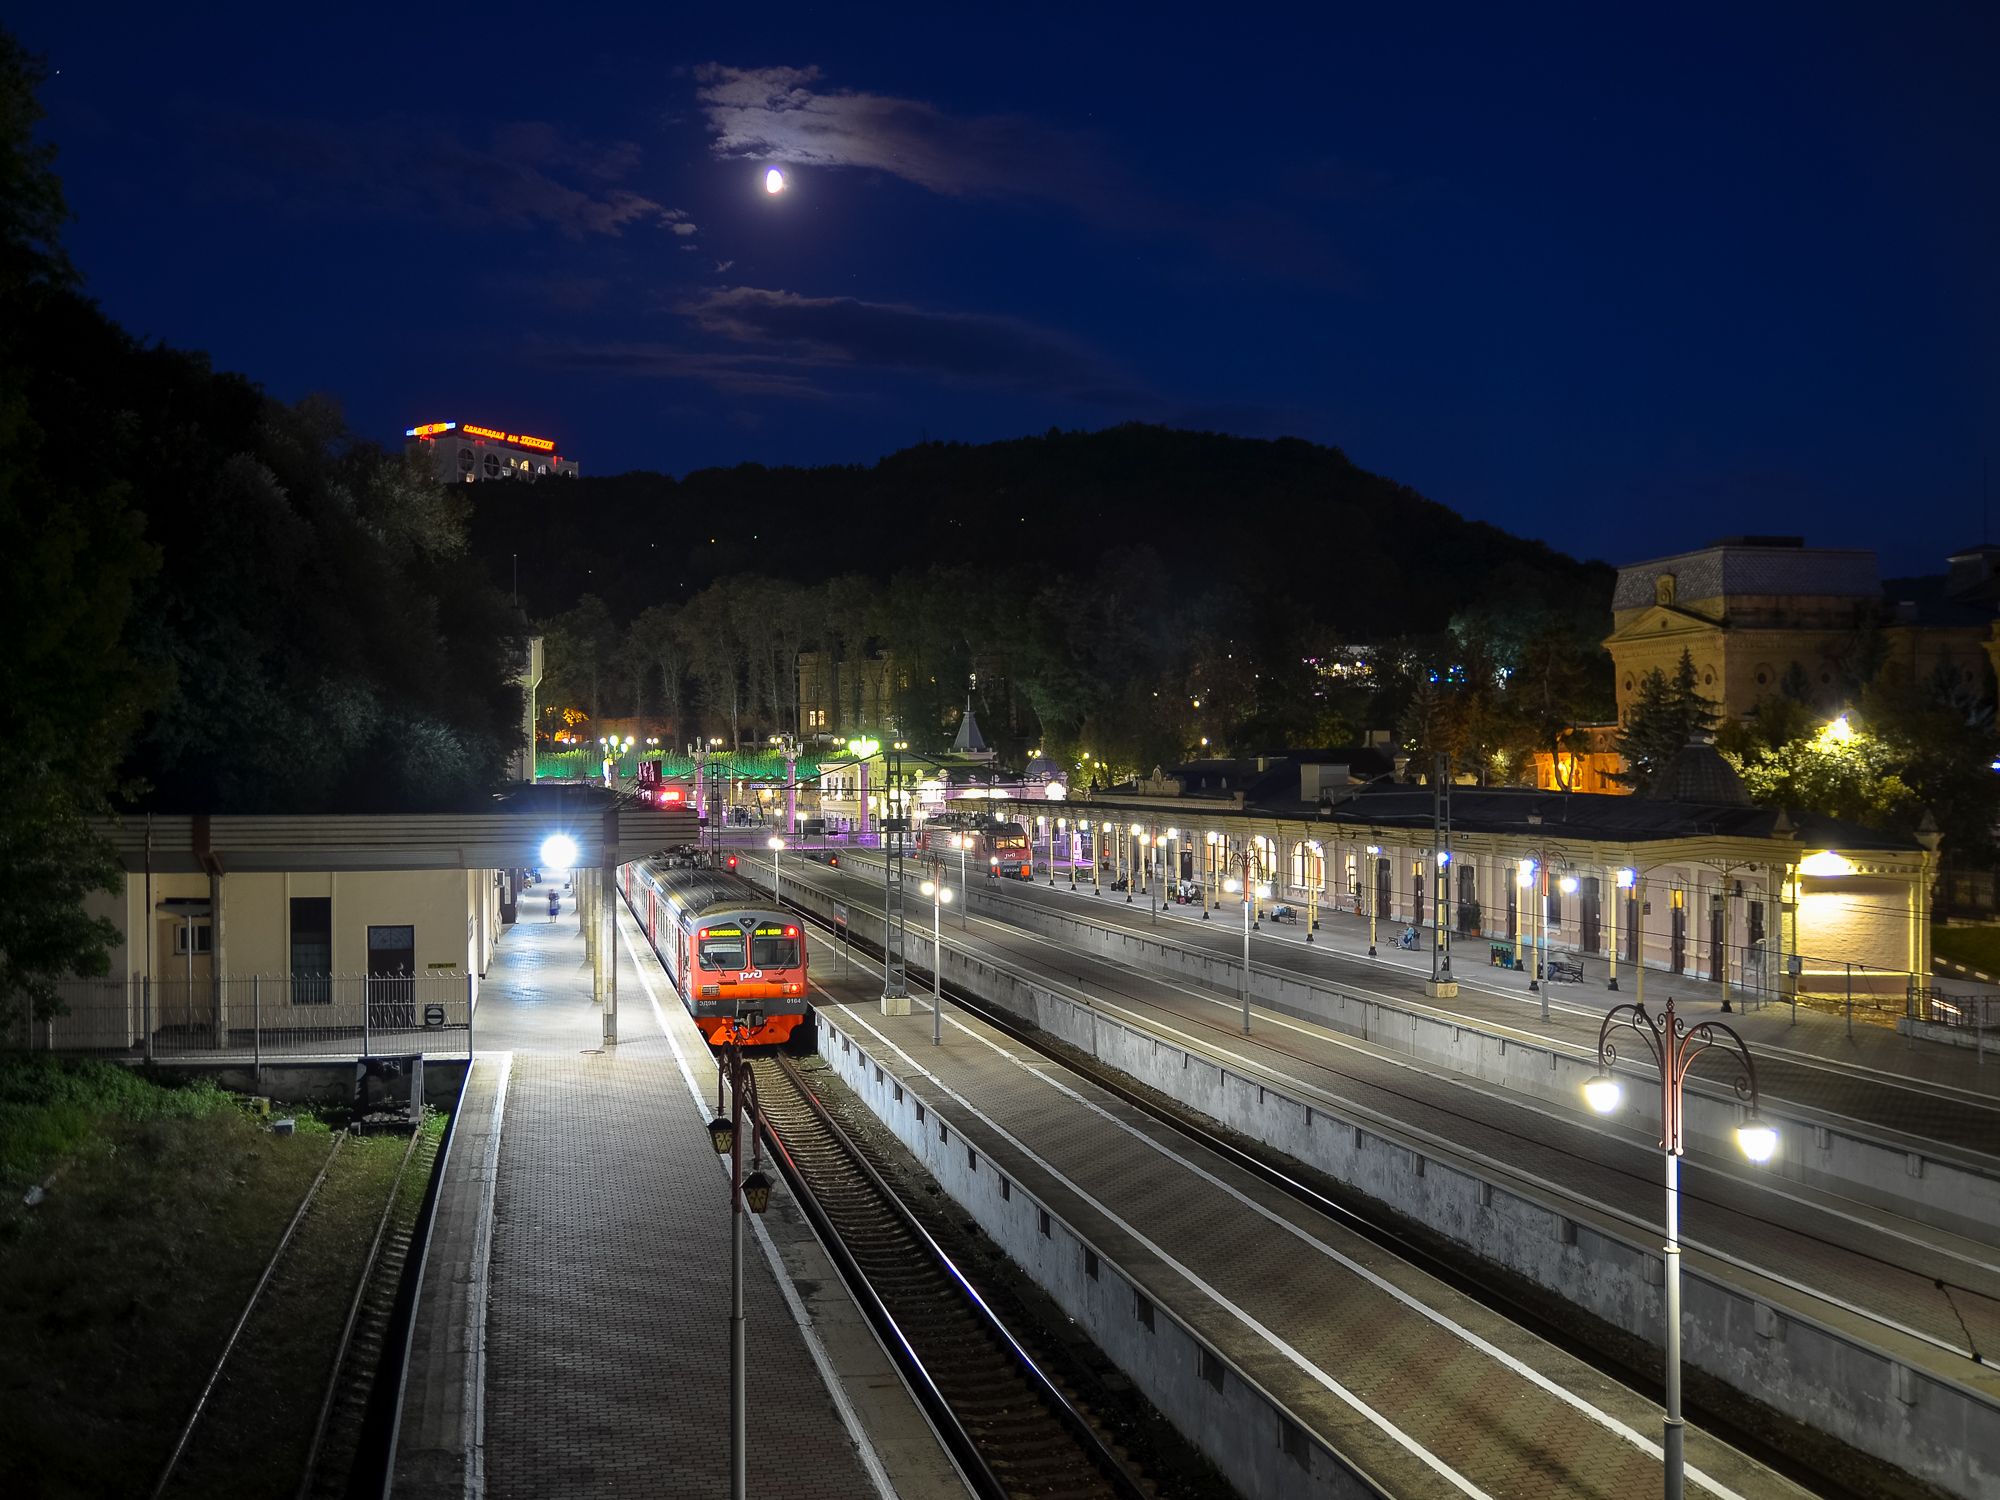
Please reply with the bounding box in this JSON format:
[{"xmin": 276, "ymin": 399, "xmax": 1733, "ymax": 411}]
[
  {"xmin": 778, "ymin": 858, "xmax": 2000, "ymax": 1396},
  {"xmin": 393, "ymin": 880, "xmax": 959, "ymax": 1500},
  {"xmin": 809, "ymin": 953, "xmax": 1818, "ymax": 1500}
]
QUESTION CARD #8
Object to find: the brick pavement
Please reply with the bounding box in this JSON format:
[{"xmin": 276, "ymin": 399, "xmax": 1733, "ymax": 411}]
[{"xmin": 395, "ymin": 879, "xmax": 888, "ymax": 1500}]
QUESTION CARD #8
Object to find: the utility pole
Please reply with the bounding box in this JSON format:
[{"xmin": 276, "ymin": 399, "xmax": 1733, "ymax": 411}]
[
  {"xmin": 880, "ymin": 740, "xmax": 912, "ymax": 1014},
  {"xmin": 1428, "ymin": 754, "xmax": 1457, "ymax": 998}
]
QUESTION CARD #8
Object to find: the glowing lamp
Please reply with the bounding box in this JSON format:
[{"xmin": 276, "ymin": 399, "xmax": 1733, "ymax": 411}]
[
  {"xmin": 742, "ymin": 1170, "xmax": 774, "ymax": 1213},
  {"xmin": 1365, "ymin": 844, "xmax": 1381, "ymax": 856},
  {"xmin": 1736, "ymin": 1119, "xmax": 1778, "ymax": 1163},
  {"xmin": 1559, "ymin": 875, "xmax": 1579, "ymax": 894},
  {"xmin": 1582, "ymin": 1075, "xmax": 1623, "ymax": 1115},
  {"xmin": 768, "ymin": 836, "xmax": 785, "ymax": 850},
  {"xmin": 1437, "ymin": 850, "xmax": 1451, "ymax": 865},
  {"xmin": 939, "ymin": 888, "xmax": 954, "ymax": 905},
  {"xmin": 1798, "ymin": 850, "xmax": 1854, "ymax": 878},
  {"xmin": 540, "ymin": 833, "xmax": 579, "ymax": 873},
  {"xmin": 1616, "ymin": 868, "xmax": 1636, "ymax": 889},
  {"xmin": 1131, "ymin": 823, "xmax": 1145, "ymax": 835},
  {"xmin": 921, "ymin": 880, "xmax": 938, "ymax": 897},
  {"xmin": 989, "ymin": 856, "xmax": 1000, "ymax": 867},
  {"xmin": 1223, "ymin": 877, "xmax": 1243, "ymax": 894}
]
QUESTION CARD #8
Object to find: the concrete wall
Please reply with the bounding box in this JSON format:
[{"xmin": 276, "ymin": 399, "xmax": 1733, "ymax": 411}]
[
  {"xmin": 142, "ymin": 1055, "xmax": 467, "ymax": 1109},
  {"xmin": 816, "ymin": 1016, "xmax": 1386, "ymax": 1500},
  {"xmin": 943, "ymin": 884, "xmax": 2000, "ymax": 1243},
  {"xmin": 783, "ymin": 876, "xmax": 1999, "ymax": 1500}
]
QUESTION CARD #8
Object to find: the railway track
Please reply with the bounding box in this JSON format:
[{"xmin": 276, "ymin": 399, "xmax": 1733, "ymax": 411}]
[
  {"xmin": 777, "ymin": 882, "xmax": 1888, "ymax": 1500},
  {"xmin": 752, "ymin": 1052, "xmax": 1155, "ymax": 1500}
]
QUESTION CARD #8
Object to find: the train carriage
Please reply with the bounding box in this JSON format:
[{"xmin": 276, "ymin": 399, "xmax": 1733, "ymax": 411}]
[
  {"xmin": 916, "ymin": 813, "xmax": 1033, "ymax": 880},
  {"xmin": 621, "ymin": 857, "xmax": 810, "ymax": 1047}
]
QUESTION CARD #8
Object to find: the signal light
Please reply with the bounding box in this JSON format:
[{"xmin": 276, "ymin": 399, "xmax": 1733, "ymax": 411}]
[
  {"xmin": 828, "ymin": 855, "xmax": 839, "ymax": 866},
  {"xmin": 726, "ymin": 855, "xmax": 738, "ymax": 869}
]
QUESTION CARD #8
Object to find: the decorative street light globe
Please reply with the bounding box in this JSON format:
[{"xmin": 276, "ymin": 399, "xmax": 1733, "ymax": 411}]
[
  {"xmin": 1736, "ymin": 1117, "xmax": 1778, "ymax": 1163},
  {"xmin": 1582, "ymin": 1074, "xmax": 1623, "ymax": 1114}
]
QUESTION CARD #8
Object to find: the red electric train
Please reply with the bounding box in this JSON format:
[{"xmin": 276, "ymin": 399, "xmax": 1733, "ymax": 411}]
[
  {"xmin": 916, "ymin": 812, "xmax": 1034, "ymax": 879},
  {"xmin": 622, "ymin": 856, "xmax": 810, "ymax": 1047}
]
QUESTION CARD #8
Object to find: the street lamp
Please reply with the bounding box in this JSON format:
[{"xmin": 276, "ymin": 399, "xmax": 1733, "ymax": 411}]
[
  {"xmin": 1128, "ymin": 822, "xmax": 1144, "ymax": 903},
  {"xmin": 1585, "ymin": 998, "xmax": 1775, "ymax": 1500},
  {"xmin": 921, "ymin": 878, "xmax": 955, "ymax": 1044},
  {"xmin": 705, "ymin": 1018, "xmax": 773, "ymax": 1500},
  {"xmin": 1203, "ymin": 831, "xmax": 1222, "ymax": 919},
  {"xmin": 1222, "ymin": 875, "xmax": 1271, "ymax": 1033},
  {"xmin": 1364, "ymin": 844, "xmax": 1382, "ymax": 955},
  {"xmin": 767, "ymin": 835, "xmax": 784, "ymax": 907}
]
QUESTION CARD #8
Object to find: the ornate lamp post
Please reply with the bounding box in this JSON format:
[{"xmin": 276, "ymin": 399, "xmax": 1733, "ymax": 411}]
[
  {"xmin": 1222, "ymin": 869, "xmax": 1271, "ymax": 1033},
  {"xmin": 767, "ymin": 835, "xmax": 784, "ymax": 908},
  {"xmin": 948, "ymin": 832, "xmax": 970, "ymax": 928},
  {"xmin": 1584, "ymin": 998, "xmax": 1776, "ymax": 1500},
  {"xmin": 705, "ymin": 1017, "xmax": 774, "ymax": 1500}
]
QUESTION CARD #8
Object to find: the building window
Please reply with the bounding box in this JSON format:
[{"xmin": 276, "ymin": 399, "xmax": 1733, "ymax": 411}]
[
  {"xmin": 458, "ymin": 447, "xmax": 474, "ymax": 473},
  {"xmin": 483, "ymin": 452, "xmax": 501, "ymax": 479},
  {"xmin": 290, "ymin": 896, "xmax": 332, "ymax": 1004},
  {"xmin": 172, "ymin": 922, "xmax": 213, "ymax": 956}
]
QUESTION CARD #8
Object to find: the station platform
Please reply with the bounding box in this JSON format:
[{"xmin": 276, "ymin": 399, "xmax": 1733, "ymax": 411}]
[
  {"xmin": 828, "ymin": 849, "xmax": 1998, "ymax": 1148},
  {"xmin": 806, "ymin": 952, "xmax": 1816, "ymax": 1500},
  {"xmin": 391, "ymin": 880, "xmax": 965, "ymax": 1500}
]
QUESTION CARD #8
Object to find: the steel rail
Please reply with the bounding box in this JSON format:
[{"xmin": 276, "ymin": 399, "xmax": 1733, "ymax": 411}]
[
  {"xmin": 756, "ymin": 1053, "xmax": 1151, "ymax": 1500},
  {"xmin": 152, "ymin": 1131, "xmax": 348, "ymax": 1499},
  {"xmin": 782, "ymin": 883, "xmax": 1879, "ymax": 1500}
]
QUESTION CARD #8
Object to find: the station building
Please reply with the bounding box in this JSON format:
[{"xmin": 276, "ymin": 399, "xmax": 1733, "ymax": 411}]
[
  {"xmin": 1602, "ymin": 536, "xmax": 1994, "ymax": 723},
  {"xmin": 1085, "ymin": 746, "xmax": 1938, "ymax": 1000},
  {"xmin": 34, "ymin": 788, "xmax": 691, "ymax": 1052},
  {"xmin": 404, "ymin": 419, "xmax": 579, "ymax": 483}
]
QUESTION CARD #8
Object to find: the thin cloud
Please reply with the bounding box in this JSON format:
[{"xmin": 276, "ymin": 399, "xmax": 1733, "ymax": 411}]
[
  {"xmin": 193, "ymin": 111, "xmax": 693, "ymax": 240},
  {"xmin": 544, "ymin": 285, "xmax": 1153, "ymax": 406},
  {"xmin": 693, "ymin": 64, "xmax": 1103, "ymax": 203},
  {"xmin": 682, "ymin": 285, "xmax": 1150, "ymax": 401}
]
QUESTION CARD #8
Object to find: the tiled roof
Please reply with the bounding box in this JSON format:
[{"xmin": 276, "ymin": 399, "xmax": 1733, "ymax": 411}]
[{"xmin": 1612, "ymin": 544, "xmax": 1879, "ymax": 611}]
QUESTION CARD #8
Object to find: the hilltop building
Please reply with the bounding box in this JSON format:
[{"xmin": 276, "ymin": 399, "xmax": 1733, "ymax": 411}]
[{"xmin": 405, "ymin": 419, "xmax": 579, "ymax": 483}]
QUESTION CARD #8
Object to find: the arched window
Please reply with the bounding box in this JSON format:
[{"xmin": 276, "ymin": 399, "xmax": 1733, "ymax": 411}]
[
  {"xmin": 1291, "ymin": 840, "xmax": 1324, "ymax": 891},
  {"xmin": 1250, "ymin": 835, "xmax": 1276, "ymax": 882}
]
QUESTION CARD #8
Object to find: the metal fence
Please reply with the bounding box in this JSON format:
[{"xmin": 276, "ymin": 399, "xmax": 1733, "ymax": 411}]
[
  {"xmin": 1907, "ymin": 985, "xmax": 1997, "ymax": 1062},
  {"xmin": 6, "ymin": 973, "xmax": 475, "ymax": 1061}
]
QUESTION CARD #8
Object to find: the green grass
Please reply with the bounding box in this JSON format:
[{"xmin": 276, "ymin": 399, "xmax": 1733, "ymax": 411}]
[
  {"xmin": 1933, "ymin": 925, "xmax": 2000, "ymax": 979},
  {"xmin": 0, "ymin": 1057, "xmax": 446, "ymax": 1499}
]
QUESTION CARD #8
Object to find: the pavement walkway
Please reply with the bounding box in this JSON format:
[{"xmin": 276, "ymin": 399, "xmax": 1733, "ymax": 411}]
[{"xmin": 393, "ymin": 879, "xmax": 962, "ymax": 1500}]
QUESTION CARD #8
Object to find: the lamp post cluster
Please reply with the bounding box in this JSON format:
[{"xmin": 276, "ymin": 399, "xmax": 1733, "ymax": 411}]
[
  {"xmin": 705, "ymin": 1017, "xmax": 773, "ymax": 1500},
  {"xmin": 1583, "ymin": 997, "xmax": 1775, "ymax": 1500},
  {"xmin": 1221, "ymin": 842, "xmax": 1272, "ymax": 1034}
]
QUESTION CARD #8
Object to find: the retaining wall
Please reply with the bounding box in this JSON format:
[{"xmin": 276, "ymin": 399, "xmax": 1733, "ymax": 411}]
[
  {"xmin": 789, "ymin": 875, "xmax": 2000, "ymax": 1500},
  {"xmin": 959, "ymin": 886, "xmax": 2000, "ymax": 1243}
]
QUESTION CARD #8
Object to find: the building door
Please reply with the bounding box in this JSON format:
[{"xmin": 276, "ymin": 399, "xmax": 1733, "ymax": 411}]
[
  {"xmin": 1580, "ymin": 877, "xmax": 1602, "ymax": 953},
  {"xmin": 1506, "ymin": 882, "xmax": 1518, "ymax": 940},
  {"xmin": 1624, "ymin": 893, "xmax": 1639, "ymax": 964},
  {"xmin": 1375, "ymin": 858, "xmax": 1392, "ymax": 921},
  {"xmin": 158, "ymin": 915, "xmax": 213, "ymax": 1031},
  {"xmin": 1411, "ymin": 864, "xmax": 1425, "ymax": 927},
  {"xmin": 1708, "ymin": 896, "xmax": 1725, "ymax": 982},
  {"xmin": 1669, "ymin": 892, "xmax": 1686, "ymax": 974},
  {"xmin": 367, "ymin": 924, "xmax": 416, "ymax": 1029},
  {"xmin": 1457, "ymin": 864, "xmax": 1478, "ymax": 933}
]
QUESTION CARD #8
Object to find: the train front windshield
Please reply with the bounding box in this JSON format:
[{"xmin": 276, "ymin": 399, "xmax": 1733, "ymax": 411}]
[
  {"xmin": 751, "ymin": 924, "xmax": 800, "ymax": 969},
  {"xmin": 698, "ymin": 925, "xmax": 745, "ymax": 968}
]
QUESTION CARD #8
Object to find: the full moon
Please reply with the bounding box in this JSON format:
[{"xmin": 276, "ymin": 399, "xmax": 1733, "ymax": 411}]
[{"xmin": 764, "ymin": 167, "xmax": 786, "ymax": 195}]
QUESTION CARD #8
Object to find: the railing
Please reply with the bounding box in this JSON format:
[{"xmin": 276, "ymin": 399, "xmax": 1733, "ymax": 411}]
[{"xmin": 6, "ymin": 972, "xmax": 475, "ymax": 1060}]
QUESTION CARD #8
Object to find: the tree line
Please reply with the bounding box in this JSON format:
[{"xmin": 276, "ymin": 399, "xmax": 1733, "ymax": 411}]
[
  {"xmin": 1, "ymin": 31, "xmax": 524, "ymax": 1020},
  {"xmin": 536, "ymin": 557, "xmax": 1621, "ymax": 788}
]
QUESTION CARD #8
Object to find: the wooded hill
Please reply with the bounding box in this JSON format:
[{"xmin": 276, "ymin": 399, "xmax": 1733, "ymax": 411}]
[{"xmin": 470, "ymin": 424, "xmax": 1615, "ymax": 639}]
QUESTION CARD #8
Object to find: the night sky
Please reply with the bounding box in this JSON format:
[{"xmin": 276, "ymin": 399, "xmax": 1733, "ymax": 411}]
[{"xmin": 20, "ymin": 3, "xmax": 1997, "ymax": 574}]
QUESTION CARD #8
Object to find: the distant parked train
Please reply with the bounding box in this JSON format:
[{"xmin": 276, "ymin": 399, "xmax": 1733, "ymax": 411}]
[
  {"xmin": 916, "ymin": 812, "xmax": 1034, "ymax": 880},
  {"xmin": 622, "ymin": 857, "xmax": 810, "ymax": 1047}
]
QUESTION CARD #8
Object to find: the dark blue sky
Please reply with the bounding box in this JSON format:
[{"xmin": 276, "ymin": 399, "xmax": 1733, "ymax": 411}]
[{"xmin": 21, "ymin": 3, "xmax": 1998, "ymax": 573}]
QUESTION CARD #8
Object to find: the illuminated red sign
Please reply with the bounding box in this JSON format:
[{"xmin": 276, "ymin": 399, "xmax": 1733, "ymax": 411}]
[
  {"xmin": 462, "ymin": 423, "xmax": 557, "ymax": 452},
  {"xmin": 405, "ymin": 421, "xmax": 457, "ymax": 438}
]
